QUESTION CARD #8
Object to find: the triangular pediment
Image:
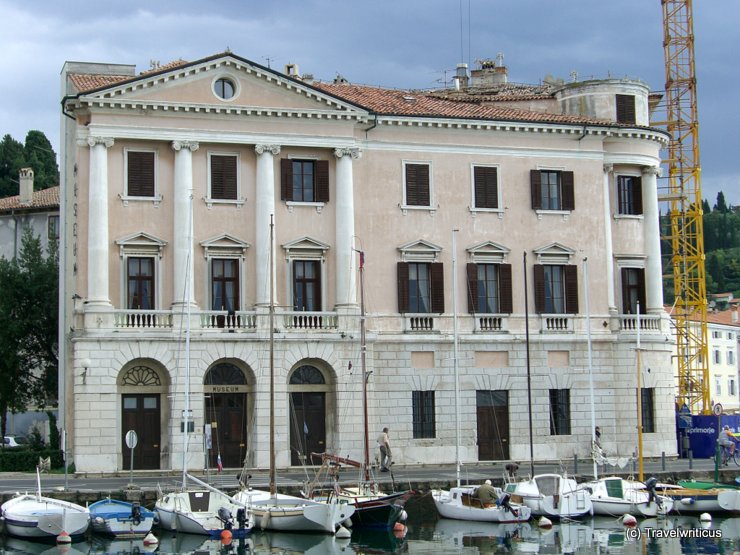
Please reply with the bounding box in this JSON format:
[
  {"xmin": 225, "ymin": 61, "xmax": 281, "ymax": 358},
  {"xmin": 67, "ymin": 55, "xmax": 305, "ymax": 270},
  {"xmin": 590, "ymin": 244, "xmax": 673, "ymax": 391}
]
[
  {"xmin": 398, "ymin": 239, "xmax": 442, "ymax": 262},
  {"xmin": 467, "ymin": 241, "xmax": 510, "ymax": 263},
  {"xmin": 282, "ymin": 236, "xmax": 330, "ymax": 253},
  {"xmin": 532, "ymin": 242, "xmax": 575, "ymax": 264},
  {"xmin": 75, "ymin": 52, "xmax": 369, "ymax": 120},
  {"xmin": 200, "ymin": 234, "xmax": 250, "ymax": 257},
  {"xmin": 115, "ymin": 232, "xmax": 167, "ymax": 257}
]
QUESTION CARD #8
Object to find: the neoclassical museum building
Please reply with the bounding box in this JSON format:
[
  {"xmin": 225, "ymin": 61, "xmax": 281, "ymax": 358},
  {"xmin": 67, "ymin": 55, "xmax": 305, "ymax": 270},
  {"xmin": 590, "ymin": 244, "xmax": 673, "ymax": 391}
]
[{"xmin": 59, "ymin": 52, "xmax": 674, "ymax": 473}]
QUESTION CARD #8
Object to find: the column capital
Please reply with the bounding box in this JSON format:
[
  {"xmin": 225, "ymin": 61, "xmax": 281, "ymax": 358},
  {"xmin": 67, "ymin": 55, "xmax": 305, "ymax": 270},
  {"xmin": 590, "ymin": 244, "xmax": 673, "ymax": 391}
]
[
  {"xmin": 642, "ymin": 165, "xmax": 661, "ymax": 177},
  {"xmin": 87, "ymin": 137, "xmax": 114, "ymax": 148},
  {"xmin": 171, "ymin": 140, "xmax": 199, "ymax": 152},
  {"xmin": 334, "ymin": 147, "xmax": 361, "ymax": 160},
  {"xmin": 603, "ymin": 163, "xmax": 614, "ymax": 174},
  {"xmin": 255, "ymin": 144, "xmax": 281, "ymax": 156}
]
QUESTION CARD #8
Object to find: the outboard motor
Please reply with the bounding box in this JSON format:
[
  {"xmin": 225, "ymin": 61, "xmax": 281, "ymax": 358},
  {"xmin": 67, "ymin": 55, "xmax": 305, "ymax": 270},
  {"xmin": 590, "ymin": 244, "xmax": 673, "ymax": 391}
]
[
  {"xmin": 496, "ymin": 493, "xmax": 518, "ymax": 517},
  {"xmin": 645, "ymin": 476, "xmax": 660, "ymax": 506},
  {"xmin": 131, "ymin": 502, "xmax": 142, "ymax": 526},
  {"xmin": 236, "ymin": 507, "xmax": 248, "ymax": 529},
  {"xmin": 218, "ymin": 506, "xmax": 234, "ymax": 530}
]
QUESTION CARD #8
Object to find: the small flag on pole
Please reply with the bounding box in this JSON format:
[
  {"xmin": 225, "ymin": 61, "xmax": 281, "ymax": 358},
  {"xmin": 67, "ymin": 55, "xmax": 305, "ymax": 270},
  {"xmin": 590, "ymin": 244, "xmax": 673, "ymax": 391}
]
[{"xmin": 217, "ymin": 453, "xmax": 223, "ymax": 473}]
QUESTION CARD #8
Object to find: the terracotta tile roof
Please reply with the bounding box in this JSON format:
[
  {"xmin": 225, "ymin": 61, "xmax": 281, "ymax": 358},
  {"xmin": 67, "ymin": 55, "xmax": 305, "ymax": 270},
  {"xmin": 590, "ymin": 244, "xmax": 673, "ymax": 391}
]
[
  {"xmin": 0, "ymin": 186, "xmax": 60, "ymax": 213},
  {"xmin": 707, "ymin": 309, "xmax": 740, "ymax": 327},
  {"xmin": 69, "ymin": 73, "xmax": 131, "ymax": 92},
  {"xmin": 428, "ymin": 82, "xmax": 557, "ymax": 102},
  {"xmin": 314, "ymin": 82, "xmax": 614, "ymax": 125},
  {"xmin": 140, "ymin": 58, "xmax": 188, "ymax": 75}
]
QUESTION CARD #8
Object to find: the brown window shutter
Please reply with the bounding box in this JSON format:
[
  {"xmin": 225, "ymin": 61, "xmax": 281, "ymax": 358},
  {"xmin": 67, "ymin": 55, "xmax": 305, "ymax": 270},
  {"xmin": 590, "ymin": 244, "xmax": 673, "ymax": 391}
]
[
  {"xmin": 621, "ymin": 267, "xmax": 631, "ymax": 314},
  {"xmin": 430, "ymin": 262, "xmax": 445, "ymax": 313},
  {"xmin": 530, "ymin": 170, "xmax": 542, "ymax": 210},
  {"xmin": 533, "ymin": 264, "xmax": 545, "ymax": 313},
  {"xmin": 616, "ymin": 94, "xmax": 636, "ymax": 124},
  {"xmin": 406, "ymin": 164, "xmax": 430, "ymax": 206},
  {"xmin": 637, "ymin": 269, "xmax": 646, "ymax": 314},
  {"xmin": 128, "ymin": 151, "xmax": 155, "ymax": 197},
  {"xmin": 561, "ymin": 171, "xmax": 575, "ymax": 211},
  {"xmin": 315, "ymin": 160, "xmax": 330, "ymax": 202},
  {"xmin": 211, "ymin": 155, "xmax": 237, "ymax": 200},
  {"xmin": 474, "ymin": 166, "xmax": 498, "ymax": 209},
  {"xmin": 280, "ymin": 159, "xmax": 293, "ymax": 201},
  {"xmin": 565, "ymin": 264, "xmax": 579, "ymax": 314},
  {"xmin": 634, "ymin": 176, "xmax": 643, "ymax": 215},
  {"xmin": 397, "ymin": 262, "xmax": 410, "ymax": 313},
  {"xmin": 499, "ymin": 263, "xmax": 513, "ymax": 314},
  {"xmin": 466, "ymin": 263, "xmax": 478, "ymax": 313}
]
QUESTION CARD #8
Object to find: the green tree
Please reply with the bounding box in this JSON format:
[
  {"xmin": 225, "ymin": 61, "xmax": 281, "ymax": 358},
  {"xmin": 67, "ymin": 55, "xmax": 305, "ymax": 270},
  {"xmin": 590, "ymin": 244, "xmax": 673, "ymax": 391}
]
[
  {"xmin": 702, "ymin": 199, "xmax": 711, "ymax": 214},
  {"xmin": 0, "ymin": 134, "xmax": 25, "ymax": 198},
  {"xmin": 24, "ymin": 131, "xmax": 59, "ymax": 191},
  {"xmin": 0, "ymin": 229, "xmax": 59, "ymax": 441},
  {"xmin": 715, "ymin": 191, "xmax": 728, "ymax": 213}
]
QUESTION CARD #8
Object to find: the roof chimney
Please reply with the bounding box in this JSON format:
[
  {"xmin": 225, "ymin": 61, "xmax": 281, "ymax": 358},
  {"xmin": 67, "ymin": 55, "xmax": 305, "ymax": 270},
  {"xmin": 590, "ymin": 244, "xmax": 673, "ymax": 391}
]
[
  {"xmin": 733, "ymin": 305, "xmax": 738, "ymax": 323},
  {"xmin": 453, "ymin": 63, "xmax": 469, "ymax": 90},
  {"xmin": 471, "ymin": 53, "xmax": 508, "ymax": 87},
  {"xmin": 284, "ymin": 63, "xmax": 301, "ymax": 79},
  {"xmin": 19, "ymin": 168, "xmax": 34, "ymax": 206}
]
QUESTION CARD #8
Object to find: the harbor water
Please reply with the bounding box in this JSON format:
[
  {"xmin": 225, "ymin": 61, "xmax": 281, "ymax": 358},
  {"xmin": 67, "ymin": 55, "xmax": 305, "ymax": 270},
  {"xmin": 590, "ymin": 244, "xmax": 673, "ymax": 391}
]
[{"xmin": 2, "ymin": 493, "xmax": 740, "ymax": 554}]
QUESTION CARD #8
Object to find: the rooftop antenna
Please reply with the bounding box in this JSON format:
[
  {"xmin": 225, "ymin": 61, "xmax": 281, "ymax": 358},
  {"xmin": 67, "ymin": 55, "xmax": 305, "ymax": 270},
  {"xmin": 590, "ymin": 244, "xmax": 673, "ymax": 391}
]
[{"xmin": 263, "ymin": 56, "xmax": 273, "ymax": 69}]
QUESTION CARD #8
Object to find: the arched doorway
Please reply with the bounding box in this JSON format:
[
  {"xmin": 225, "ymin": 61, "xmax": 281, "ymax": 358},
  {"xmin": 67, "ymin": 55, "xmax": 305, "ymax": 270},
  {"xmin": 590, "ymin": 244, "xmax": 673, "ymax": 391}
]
[
  {"xmin": 119, "ymin": 364, "xmax": 164, "ymax": 470},
  {"xmin": 204, "ymin": 362, "xmax": 249, "ymax": 469},
  {"xmin": 288, "ymin": 365, "xmax": 328, "ymax": 466}
]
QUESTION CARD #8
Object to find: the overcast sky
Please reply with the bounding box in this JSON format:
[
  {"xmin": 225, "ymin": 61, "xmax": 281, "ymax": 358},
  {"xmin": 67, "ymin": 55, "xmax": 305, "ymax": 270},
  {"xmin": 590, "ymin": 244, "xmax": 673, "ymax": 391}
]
[{"xmin": 2, "ymin": 0, "xmax": 736, "ymax": 205}]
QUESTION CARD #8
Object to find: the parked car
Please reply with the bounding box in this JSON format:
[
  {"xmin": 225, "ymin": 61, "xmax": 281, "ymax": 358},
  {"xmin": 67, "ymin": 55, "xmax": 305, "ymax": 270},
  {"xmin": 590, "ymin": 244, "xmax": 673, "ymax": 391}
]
[{"xmin": 3, "ymin": 436, "xmax": 28, "ymax": 448}]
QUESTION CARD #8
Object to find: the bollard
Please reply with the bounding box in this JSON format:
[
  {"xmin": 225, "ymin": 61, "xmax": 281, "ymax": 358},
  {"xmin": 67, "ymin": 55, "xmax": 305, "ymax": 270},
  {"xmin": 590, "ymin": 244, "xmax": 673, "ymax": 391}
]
[
  {"xmin": 689, "ymin": 449, "xmax": 693, "ymax": 470},
  {"xmin": 661, "ymin": 451, "xmax": 666, "ymax": 471},
  {"xmin": 574, "ymin": 454, "xmax": 578, "ymax": 474}
]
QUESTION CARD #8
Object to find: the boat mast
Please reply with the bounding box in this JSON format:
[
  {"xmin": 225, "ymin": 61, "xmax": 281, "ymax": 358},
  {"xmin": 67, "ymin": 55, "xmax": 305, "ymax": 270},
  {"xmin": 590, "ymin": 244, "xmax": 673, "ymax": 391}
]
[
  {"xmin": 636, "ymin": 302, "xmax": 644, "ymax": 481},
  {"xmin": 523, "ymin": 251, "xmax": 535, "ymax": 477},
  {"xmin": 269, "ymin": 215, "xmax": 276, "ymax": 496},
  {"xmin": 359, "ymin": 249, "xmax": 370, "ymax": 483},
  {"xmin": 182, "ymin": 192, "xmax": 193, "ymax": 488},
  {"xmin": 584, "ymin": 258, "xmax": 597, "ymax": 479},
  {"xmin": 452, "ymin": 230, "xmax": 460, "ymax": 488}
]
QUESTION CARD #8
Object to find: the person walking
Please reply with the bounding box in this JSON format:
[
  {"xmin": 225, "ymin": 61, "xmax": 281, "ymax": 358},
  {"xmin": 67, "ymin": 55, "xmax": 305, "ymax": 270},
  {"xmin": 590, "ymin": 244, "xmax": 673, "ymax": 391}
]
[{"xmin": 377, "ymin": 427, "xmax": 392, "ymax": 471}]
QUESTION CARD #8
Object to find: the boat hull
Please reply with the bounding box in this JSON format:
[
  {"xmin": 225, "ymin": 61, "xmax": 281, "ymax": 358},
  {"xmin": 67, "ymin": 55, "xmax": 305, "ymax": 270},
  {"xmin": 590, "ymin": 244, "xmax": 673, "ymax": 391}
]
[
  {"xmin": 1, "ymin": 494, "xmax": 90, "ymax": 539},
  {"xmin": 506, "ymin": 474, "xmax": 592, "ymax": 519},
  {"xmin": 155, "ymin": 489, "xmax": 252, "ymax": 537},
  {"xmin": 432, "ymin": 488, "xmax": 532, "ymax": 523},
  {"xmin": 665, "ymin": 488, "xmax": 740, "ymax": 513},
  {"xmin": 89, "ymin": 498, "xmax": 155, "ymax": 538}
]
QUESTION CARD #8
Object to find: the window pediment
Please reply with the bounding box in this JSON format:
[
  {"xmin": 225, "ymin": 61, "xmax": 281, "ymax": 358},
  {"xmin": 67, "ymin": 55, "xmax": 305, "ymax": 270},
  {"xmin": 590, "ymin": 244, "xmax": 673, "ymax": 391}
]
[
  {"xmin": 533, "ymin": 242, "xmax": 575, "ymax": 265},
  {"xmin": 467, "ymin": 241, "xmax": 510, "ymax": 264},
  {"xmin": 200, "ymin": 234, "xmax": 250, "ymax": 258},
  {"xmin": 282, "ymin": 236, "xmax": 330, "ymax": 260},
  {"xmin": 398, "ymin": 239, "xmax": 442, "ymax": 262},
  {"xmin": 115, "ymin": 232, "xmax": 167, "ymax": 258}
]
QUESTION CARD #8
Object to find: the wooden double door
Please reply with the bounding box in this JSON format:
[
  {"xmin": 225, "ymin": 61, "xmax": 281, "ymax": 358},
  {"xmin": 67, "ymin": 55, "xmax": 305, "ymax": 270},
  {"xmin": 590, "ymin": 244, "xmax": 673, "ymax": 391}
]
[
  {"xmin": 204, "ymin": 392, "xmax": 248, "ymax": 468},
  {"xmin": 476, "ymin": 390, "xmax": 510, "ymax": 461},
  {"xmin": 121, "ymin": 394, "xmax": 161, "ymax": 469},
  {"xmin": 289, "ymin": 392, "xmax": 326, "ymax": 466}
]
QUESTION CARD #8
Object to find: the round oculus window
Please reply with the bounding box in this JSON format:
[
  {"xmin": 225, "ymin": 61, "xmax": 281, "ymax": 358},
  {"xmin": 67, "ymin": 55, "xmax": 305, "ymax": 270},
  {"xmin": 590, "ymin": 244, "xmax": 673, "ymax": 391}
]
[{"xmin": 214, "ymin": 78, "xmax": 236, "ymax": 100}]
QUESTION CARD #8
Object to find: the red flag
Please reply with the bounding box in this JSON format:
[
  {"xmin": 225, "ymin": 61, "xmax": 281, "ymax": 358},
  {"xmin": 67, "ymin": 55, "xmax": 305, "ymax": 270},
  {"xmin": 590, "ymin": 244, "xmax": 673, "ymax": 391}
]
[{"xmin": 217, "ymin": 453, "xmax": 223, "ymax": 473}]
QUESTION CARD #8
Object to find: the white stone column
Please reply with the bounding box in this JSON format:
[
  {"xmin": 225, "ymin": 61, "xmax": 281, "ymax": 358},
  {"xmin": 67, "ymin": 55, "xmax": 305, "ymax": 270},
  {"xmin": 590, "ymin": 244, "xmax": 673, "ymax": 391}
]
[
  {"xmin": 334, "ymin": 147, "xmax": 361, "ymax": 308},
  {"xmin": 172, "ymin": 141, "xmax": 199, "ymax": 308},
  {"xmin": 602, "ymin": 164, "xmax": 616, "ymax": 315},
  {"xmin": 86, "ymin": 137, "xmax": 114, "ymax": 307},
  {"xmin": 642, "ymin": 166, "xmax": 664, "ymax": 313},
  {"xmin": 255, "ymin": 144, "xmax": 280, "ymax": 306}
]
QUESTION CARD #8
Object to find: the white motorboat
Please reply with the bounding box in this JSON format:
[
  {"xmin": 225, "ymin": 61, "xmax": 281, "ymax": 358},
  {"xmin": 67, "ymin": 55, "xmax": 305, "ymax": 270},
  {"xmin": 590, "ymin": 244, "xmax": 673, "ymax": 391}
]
[
  {"xmin": 1, "ymin": 492, "xmax": 90, "ymax": 540},
  {"xmin": 431, "ymin": 485, "xmax": 531, "ymax": 523},
  {"xmin": 581, "ymin": 477, "xmax": 673, "ymax": 517},
  {"xmin": 504, "ymin": 473, "xmax": 592, "ymax": 518},
  {"xmin": 89, "ymin": 497, "xmax": 156, "ymax": 538},
  {"xmin": 658, "ymin": 485, "xmax": 740, "ymax": 513}
]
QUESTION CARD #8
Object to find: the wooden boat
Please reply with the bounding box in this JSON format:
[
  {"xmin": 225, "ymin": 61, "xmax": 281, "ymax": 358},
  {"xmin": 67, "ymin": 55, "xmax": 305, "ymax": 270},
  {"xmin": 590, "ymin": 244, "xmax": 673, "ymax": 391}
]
[
  {"xmin": 580, "ymin": 477, "xmax": 673, "ymax": 517},
  {"xmin": 431, "ymin": 485, "xmax": 531, "ymax": 523},
  {"xmin": 1, "ymin": 493, "xmax": 90, "ymax": 540},
  {"xmin": 89, "ymin": 498, "xmax": 155, "ymax": 538},
  {"xmin": 504, "ymin": 473, "xmax": 592, "ymax": 518}
]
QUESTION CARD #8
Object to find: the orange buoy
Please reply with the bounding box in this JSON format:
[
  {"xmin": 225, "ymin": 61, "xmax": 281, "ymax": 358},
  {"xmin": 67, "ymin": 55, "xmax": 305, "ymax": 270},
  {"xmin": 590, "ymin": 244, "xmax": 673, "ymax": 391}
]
[{"xmin": 220, "ymin": 529, "xmax": 233, "ymax": 543}]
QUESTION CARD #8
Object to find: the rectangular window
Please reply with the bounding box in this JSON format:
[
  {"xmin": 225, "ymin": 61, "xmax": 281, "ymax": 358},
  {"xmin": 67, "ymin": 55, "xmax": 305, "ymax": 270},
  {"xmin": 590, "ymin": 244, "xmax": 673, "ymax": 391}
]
[
  {"xmin": 728, "ymin": 351, "xmax": 736, "ymax": 365},
  {"xmin": 729, "ymin": 332, "xmax": 735, "ymax": 340},
  {"xmin": 713, "ymin": 331, "xmax": 721, "ymax": 339},
  {"xmin": 549, "ymin": 389, "xmax": 571, "ymax": 435},
  {"xmin": 641, "ymin": 388, "xmax": 655, "ymax": 433},
  {"xmin": 617, "ymin": 175, "xmax": 643, "ymax": 215},
  {"xmin": 210, "ymin": 154, "xmax": 238, "ymax": 200},
  {"xmin": 534, "ymin": 264, "xmax": 578, "ymax": 314},
  {"xmin": 616, "ymin": 94, "xmax": 636, "ymax": 124},
  {"xmin": 621, "ymin": 268, "xmax": 646, "ymax": 314},
  {"xmin": 293, "ymin": 260, "xmax": 321, "ymax": 311},
  {"xmin": 715, "ymin": 377, "xmax": 722, "ymax": 396},
  {"xmin": 729, "ymin": 378, "xmax": 736, "ymax": 397},
  {"xmin": 404, "ymin": 163, "xmax": 431, "ymax": 207},
  {"xmin": 530, "ymin": 170, "xmax": 575, "ymax": 211},
  {"xmin": 472, "ymin": 166, "xmax": 499, "ymax": 209},
  {"xmin": 397, "ymin": 262, "xmax": 445, "ymax": 314},
  {"xmin": 211, "ymin": 259, "xmax": 239, "ymax": 311},
  {"xmin": 280, "ymin": 159, "xmax": 329, "ymax": 203},
  {"xmin": 127, "ymin": 257, "xmax": 155, "ymax": 309},
  {"xmin": 715, "ymin": 350, "xmax": 721, "ymax": 364},
  {"xmin": 467, "ymin": 263, "xmax": 513, "ymax": 314},
  {"xmin": 126, "ymin": 151, "xmax": 155, "ymax": 197},
  {"xmin": 412, "ymin": 391, "xmax": 436, "ymax": 439},
  {"xmin": 47, "ymin": 215, "xmax": 59, "ymax": 240}
]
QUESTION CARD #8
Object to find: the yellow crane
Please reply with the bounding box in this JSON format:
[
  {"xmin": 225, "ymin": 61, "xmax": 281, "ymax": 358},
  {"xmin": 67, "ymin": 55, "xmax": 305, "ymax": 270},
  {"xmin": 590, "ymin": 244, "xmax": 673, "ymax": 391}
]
[{"xmin": 655, "ymin": 0, "xmax": 710, "ymax": 414}]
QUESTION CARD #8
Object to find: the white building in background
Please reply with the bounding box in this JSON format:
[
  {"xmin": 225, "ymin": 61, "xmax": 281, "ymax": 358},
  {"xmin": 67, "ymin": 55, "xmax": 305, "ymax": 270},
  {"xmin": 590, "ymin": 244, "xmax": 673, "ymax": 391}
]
[
  {"xmin": 706, "ymin": 308, "xmax": 740, "ymax": 412},
  {"xmin": 59, "ymin": 52, "xmax": 675, "ymax": 473}
]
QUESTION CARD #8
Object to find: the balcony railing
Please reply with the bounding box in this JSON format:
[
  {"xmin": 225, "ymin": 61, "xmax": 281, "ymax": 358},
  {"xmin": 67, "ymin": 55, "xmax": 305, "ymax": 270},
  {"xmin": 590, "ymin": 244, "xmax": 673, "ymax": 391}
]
[
  {"xmin": 475, "ymin": 315, "xmax": 507, "ymax": 332},
  {"xmin": 618, "ymin": 314, "xmax": 662, "ymax": 333},
  {"xmin": 404, "ymin": 314, "xmax": 436, "ymax": 332},
  {"xmin": 283, "ymin": 311, "xmax": 338, "ymax": 331},
  {"xmin": 114, "ymin": 310, "xmax": 173, "ymax": 329},
  {"xmin": 540, "ymin": 314, "xmax": 574, "ymax": 333},
  {"xmin": 201, "ymin": 311, "xmax": 257, "ymax": 331}
]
